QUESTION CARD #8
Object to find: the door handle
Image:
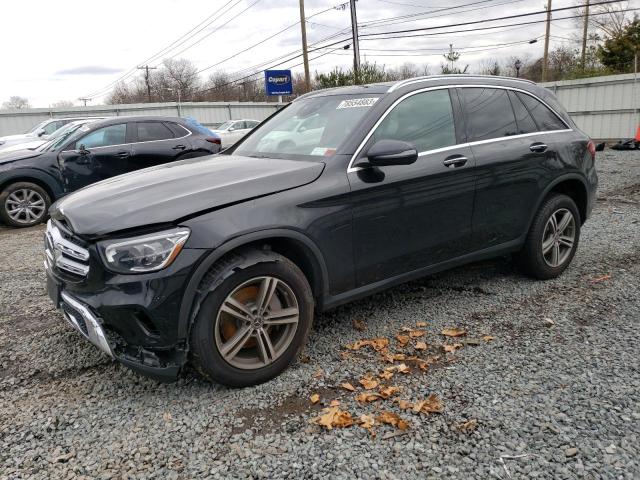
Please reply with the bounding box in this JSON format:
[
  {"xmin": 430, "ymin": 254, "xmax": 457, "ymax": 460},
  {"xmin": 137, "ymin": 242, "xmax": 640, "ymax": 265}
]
[
  {"xmin": 172, "ymin": 144, "xmax": 186, "ymax": 150},
  {"xmin": 530, "ymin": 142, "xmax": 548, "ymax": 153},
  {"xmin": 443, "ymin": 155, "xmax": 468, "ymax": 168},
  {"xmin": 116, "ymin": 151, "xmax": 130, "ymax": 158}
]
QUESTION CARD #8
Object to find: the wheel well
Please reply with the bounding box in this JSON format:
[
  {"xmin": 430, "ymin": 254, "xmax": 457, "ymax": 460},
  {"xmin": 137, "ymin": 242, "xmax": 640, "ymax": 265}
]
[
  {"xmin": 549, "ymin": 179, "xmax": 588, "ymax": 224},
  {"xmin": 0, "ymin": 176, "xmax": 55, "ymax": 202}
]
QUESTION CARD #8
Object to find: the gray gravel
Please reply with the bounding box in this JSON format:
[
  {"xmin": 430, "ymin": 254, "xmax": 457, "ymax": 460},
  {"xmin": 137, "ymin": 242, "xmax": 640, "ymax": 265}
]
[{"xmin": 1, "ymin": 150, "xmax": 639, "ymax": 479}]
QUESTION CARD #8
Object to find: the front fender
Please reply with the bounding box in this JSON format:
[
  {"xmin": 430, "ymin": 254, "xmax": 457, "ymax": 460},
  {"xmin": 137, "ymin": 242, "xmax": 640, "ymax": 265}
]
[{"xmin": 0, "ymin": 167, "xmax": 65, "ymax": 200}]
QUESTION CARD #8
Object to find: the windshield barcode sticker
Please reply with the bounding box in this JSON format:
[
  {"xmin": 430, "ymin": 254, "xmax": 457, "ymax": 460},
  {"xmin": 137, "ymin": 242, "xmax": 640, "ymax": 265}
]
[{"xmin": 337, "ymin": 98, "xmax": 379, "ymax": 109}]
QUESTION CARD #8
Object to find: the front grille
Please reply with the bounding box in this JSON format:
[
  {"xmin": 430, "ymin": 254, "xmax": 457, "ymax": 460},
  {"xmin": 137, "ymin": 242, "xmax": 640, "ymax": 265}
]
[{"xmin": 44, "ymin": 220, "xmax": 90, "ymax": 278}]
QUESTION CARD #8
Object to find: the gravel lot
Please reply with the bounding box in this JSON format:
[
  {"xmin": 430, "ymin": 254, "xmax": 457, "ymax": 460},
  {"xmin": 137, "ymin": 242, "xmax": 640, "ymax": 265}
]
[{"xmin": 1, "ymin": 150, "xmax": 639, "ymax": 479}]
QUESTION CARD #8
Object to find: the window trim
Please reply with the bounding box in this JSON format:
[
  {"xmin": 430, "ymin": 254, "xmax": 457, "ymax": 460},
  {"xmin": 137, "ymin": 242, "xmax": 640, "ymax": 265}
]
[
  {"xmin": 66, "ymin": 123, "xmax": 192, "ymax": 152},
  {"xmin": 135, "ymin": 121, "xmax": 176, "ymax": 143},
  {"xmin": 347, "ymin": 84, "xmax": 571, "ymax": 173}
]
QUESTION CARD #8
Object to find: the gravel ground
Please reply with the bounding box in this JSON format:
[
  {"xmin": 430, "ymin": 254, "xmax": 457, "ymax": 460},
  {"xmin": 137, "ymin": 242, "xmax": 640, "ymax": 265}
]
[{"xmin": 1, "ymin": 150, "xmax": 639, "ymax": 479}]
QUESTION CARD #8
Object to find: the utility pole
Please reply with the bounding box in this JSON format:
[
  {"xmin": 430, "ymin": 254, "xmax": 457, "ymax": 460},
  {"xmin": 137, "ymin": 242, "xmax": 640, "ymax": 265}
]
[
  {"xmin": 78, "ymin": 97, "xmax": 90, "ymax": 107},
  {"xmin": 581, "ymin": 0, "xmax": 590, "ymax": 70},
  {"xmin": 542, "ymin": 0, "xmax": 552, "ymax": 82},
  {"xmin": 137, "ymin": 65, "xmax": 157, "ymax": 102},
  {"xmin": 350, "ymin": 0, "xmax": 361, "ymax": 84},
  {"xmin": 298, "ymin": 0, "xmax": 311, "ymax": 92}
]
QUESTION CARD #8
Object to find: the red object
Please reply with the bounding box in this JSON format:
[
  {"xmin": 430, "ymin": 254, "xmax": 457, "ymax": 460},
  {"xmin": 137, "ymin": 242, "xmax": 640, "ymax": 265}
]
[
  {"xmin": 635, "ymin": 126, "xmax": 640, "ymax": 142},
  {"xmin": 587, "ymin": 140, "xmax": 596, "ymax": 159},
  {"xmin": 206, "ymin": 137, "xmax": 221, "ymax": 145}
]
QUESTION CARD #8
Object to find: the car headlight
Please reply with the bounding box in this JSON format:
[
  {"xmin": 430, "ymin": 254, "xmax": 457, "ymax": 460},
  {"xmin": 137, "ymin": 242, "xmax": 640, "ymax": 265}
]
[{"xmin": 98, "ymin": 227, "xmax": 190, "ymax": 274}]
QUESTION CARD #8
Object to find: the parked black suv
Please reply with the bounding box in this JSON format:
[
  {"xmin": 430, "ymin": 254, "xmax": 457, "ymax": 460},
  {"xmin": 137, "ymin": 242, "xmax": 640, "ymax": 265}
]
[
  {"xmin": 44, "ymin": 76, "xmax": 598, "ymax": 386},
  {"xmin": 0, "ymin": 116, "xmax": 221, "ymax": 227}
]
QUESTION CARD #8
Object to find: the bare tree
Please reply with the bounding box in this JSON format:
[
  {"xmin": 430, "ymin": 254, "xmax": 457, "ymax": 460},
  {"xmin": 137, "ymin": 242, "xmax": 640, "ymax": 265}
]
[
  {"xmin": 2, "ymin": 96, "xmax": 30, "ymax": 109},
  {"xmin": 478, "ymin": 58, "xmax": 502, "ymax": 75},
  {"xmin": 160, "ymin": 58, "xmax": 201, "ymax": 102},
  {"xmin": 52, "ymin": 100, "xmax": 74, "ymax": 108},
  {"xmin": 573, "ymin": 0, "xmax": 632, "ymax": 38}
]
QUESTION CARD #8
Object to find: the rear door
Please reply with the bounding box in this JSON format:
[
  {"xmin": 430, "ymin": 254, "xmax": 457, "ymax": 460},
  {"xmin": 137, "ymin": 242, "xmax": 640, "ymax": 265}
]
[
  {"xmin": 130, "ymin": 120, "xmax": 193, "ymax": 169},
  {"xmin": 58, "ymin": 122, "xmax": 132, "ymax": 192},
  {"xmin": 349, "ymin": 88, "xmax": 477, "ymax": 286},
  {"xmin": 458, "ymin": 87, "xmax": 567, "ymax": 250}
]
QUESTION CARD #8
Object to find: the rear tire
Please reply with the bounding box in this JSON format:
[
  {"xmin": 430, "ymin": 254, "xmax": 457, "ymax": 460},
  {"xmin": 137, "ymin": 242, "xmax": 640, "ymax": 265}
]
[
  {"xmin": 0, "ymin": 182, "xmax": 51, "ymax": 228},
  {"xmin": 516, "ymin": 193, "xmax": 580, "ymax": 280},
  {"xmin": 189, "ymin": 249, "xmax": 314, "ymax": 387}
]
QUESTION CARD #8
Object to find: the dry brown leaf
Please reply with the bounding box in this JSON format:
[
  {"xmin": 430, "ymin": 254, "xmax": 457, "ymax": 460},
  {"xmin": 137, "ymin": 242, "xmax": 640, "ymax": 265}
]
[
  {"xmin": 409, "ymin": 330, "xmax": 426, "ymax": 338},
  {"xmin": 379, "ymin": 385, "xmax": 401, "ymax": 399},
  {"xmin": 416, "ymin": 321, "xmax": 428, "ymax": 327},
  {"xmin": 396, "ymin": 334, "xmax": 410, "ymax": 347},
  {"xmin": 378, "ymin": 370, "xmax": 394, "ymax": 380},
  {"xmin": 589, "ymin": 273, "xmax": 611, "ymax": 284},
  {"xmin": 396, "ymin": 363, "xmax": 410, "ymax": 374},
  {"xmin": 311, "ymin": 407, "xmax": 354, "ymax": 430},
  {"xmin": 441, "ymin": 327, "xmax": 467, "ymax": 337},
  {"xmin": 358, "ymin": 414, "xmax": 376, "ymax": 437},
  {"xmin": 346, "ymin": 338, "xmax": 390, "ymax": 352},
  {"xmin": 413, "ymin": 394, "xmax": 444, "ymax": 414},
  {"xmin": 482, "ymin": 335, "xmax": 495, "ymax": 342},
  {"xmin": 413, "ymin": 359, "xmax": 429, "ymax": 371},
  {"xmin": 397, "ymin": 399, "xmax": 413, "ymax": 410},
  {"xmin": 415, "ymin": 341, "xmax": 427, "ymax": 350},
  {"xmin": 162, "ymin": 412, "xmax": 173, "ymax": 423},
  {"xmin": 340, "ymin": 351, "xmax": 352, "ymax": 360},
  {"xmin": 356, "ymin": 392, "xmax": 382, "ymax": 403},
  {"xmin": 329, "ymin": 399, "xmax": 340, "ymax": 407},
  {"xmin": 299, "ymin": 354, "xmax": 310, "ymax": 363},
  {"xmin": 456, "ymin": 418, "xmax": 478, "ymax": 433},
  {"xmin": 376, "ymin": 411, "xmax": 410, "ymax": 430},
  {"xmin": 359, "ymin": 376, "xmax": 379, "ymax": 390},
  {"xmin": 341, "ymin": 382, "xmax": 356, "ymax": 392},
  {"xmin": 352, "ymin": 318, "xmax": 367, "ymax": 331},
  {"xmin": 313, "ymin": 368, "xmax": 324, "ymax": 379},
  {"xmin": 443, "ymin": 343, "xmax": 463, "ymax": 353},
  {"xmin": 310, "ymin": 393, "xmax": 320, "ymax": 404}
]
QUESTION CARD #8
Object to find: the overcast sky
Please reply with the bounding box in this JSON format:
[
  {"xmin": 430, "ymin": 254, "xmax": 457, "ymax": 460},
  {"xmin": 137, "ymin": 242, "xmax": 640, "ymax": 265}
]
[{"xmin": 1, "ymin": 0, "xmax": 637, "ymax": 107}]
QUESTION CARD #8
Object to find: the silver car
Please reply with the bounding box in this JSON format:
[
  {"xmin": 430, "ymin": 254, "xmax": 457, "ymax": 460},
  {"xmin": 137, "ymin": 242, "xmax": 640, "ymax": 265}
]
[
  {"xmin": 211, "ymin": 119, "xmax": 260, "ymax": 148},
  {"xmin": 0, "ymin": 117, "xmax": 101, "ymax": 150}
]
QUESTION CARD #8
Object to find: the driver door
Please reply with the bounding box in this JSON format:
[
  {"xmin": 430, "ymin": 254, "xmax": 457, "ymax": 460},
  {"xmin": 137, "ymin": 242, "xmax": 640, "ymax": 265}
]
[{"xmin": 58, "ymin": 123, "xmax": 132, "ymax": 193}]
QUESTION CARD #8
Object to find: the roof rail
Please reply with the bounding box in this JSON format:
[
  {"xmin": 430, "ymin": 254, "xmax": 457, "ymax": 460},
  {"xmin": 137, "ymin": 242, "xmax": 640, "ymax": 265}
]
[{"xmin": 388, "ymin": 74, "xmax": 535, "ymax": 92}]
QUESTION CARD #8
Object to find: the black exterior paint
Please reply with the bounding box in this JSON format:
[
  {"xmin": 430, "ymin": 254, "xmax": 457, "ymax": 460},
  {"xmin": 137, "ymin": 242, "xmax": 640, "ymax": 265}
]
[
  {"xmin": 0, "ymin": 116, "xmax": 220, "ymax": 202},
  {"xmin": 45, "ymin": 76, "xmax": 598, "ymax": 381}
]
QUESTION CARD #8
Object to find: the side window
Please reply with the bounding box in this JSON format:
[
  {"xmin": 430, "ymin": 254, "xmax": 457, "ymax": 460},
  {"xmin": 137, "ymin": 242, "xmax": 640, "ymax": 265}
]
[
  {"xmin": 508, "ymin": 91, "xmax": 538, "ymax": 134},
  {"xmin": 137, "ymin": 122, "xmax": 175, "ymax": 142},
  {"xmin": 43, "ymin": 121, "xmax": 62, "ymax": 135},
  {"xmin": 516, "ymin": 92, "xmax": 567, "ymax": 131},
  {"xmin": 372, "ymin": 89, "xmax": 456, "ymax": 153},
  {"xmin": 234, "ymin": 121, "xmax": 246, "ymax": 130},
  {"xmin": 460, "ymin": 88, "xmax": 518, "ymax": 141},
  {"xmin": 76, "ymin": 124, "xmax": 126, "ymax": 149}
]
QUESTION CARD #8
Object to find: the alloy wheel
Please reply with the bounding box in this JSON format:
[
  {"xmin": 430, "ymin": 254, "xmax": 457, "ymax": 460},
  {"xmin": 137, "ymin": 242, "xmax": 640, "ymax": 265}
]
[
  {"xmin": 214, "ymin": 276, "xmax": 300, "ymax": 370},
  {"xmin": 541, "ymin": 208, "xmax": 576, "ymax": 267},
  {"xmin": 5, "ymin": 188, "xmax": 46, "ymax": 224}
]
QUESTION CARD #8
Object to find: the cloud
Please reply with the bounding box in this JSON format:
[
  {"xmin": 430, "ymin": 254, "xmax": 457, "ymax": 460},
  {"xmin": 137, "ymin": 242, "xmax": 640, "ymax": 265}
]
[{"xmin": 55, "ymin": 66, "xmax": 124, "ymax": 76}]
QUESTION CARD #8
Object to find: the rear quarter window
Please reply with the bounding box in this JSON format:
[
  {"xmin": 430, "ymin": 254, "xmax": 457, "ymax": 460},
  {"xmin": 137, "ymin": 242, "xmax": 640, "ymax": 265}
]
[
  {"xmin": 460, "ymin": 88, "xmax": 519, "ymax": 141},
  {"xmin": 516, "ymin": 92, "xmax": 567, "ymax": 131}
]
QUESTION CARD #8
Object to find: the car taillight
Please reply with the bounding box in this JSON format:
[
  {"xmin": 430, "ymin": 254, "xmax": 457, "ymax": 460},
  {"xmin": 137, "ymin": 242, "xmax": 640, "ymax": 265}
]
[
  {"xmin": 587, "ymin": 140, "xmax": 596, "ymax": 159},
  {"xmin": 206, "ymin": 137, "xmax": 221, "ymax": 145}
]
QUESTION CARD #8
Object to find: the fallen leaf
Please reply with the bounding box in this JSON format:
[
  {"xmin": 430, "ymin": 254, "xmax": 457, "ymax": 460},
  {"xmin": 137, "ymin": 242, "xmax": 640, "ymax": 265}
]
[
  {"xmin": 313, "ymin": 368, "xmax": 324, "ymax": 379},
  {"xmin": 340, "ymin": 351, "xmax": 352, "ymax": 360},
  {"xmin": 416, "ymin": 321, "xmax": 428, "ymax": 327},
  {"xmin": 456, "ymin": 419, "xmax": 478, "ymax": 433},
  {"xmin": 346, "ymin": 338, "xmax": 390, "ymax": 352},
  {"xmin": 358, "ymin": 414, "xmax": 376, "ymax": 436},
  {"xmin": 396, "ymin": 363, "xmax": 410, "ymax": 374},
  {"xmin": 359, "ymin": 376, "xmax": 379, "ymax": 390},
  {"xmin": 441, "ymin": 327, "xmax": 467, "ymax": 337},
  {"xmin": 341, "ymin": 382, "xmax": 356, "ymax": 392},
  {"xmin": 397, "ymin": 399, "xmax": 413, "ymax": 410},
  {"xmin": 352, "ymin": 318, "xmax": 367, "ymax": 331},
  {"xmin": 379, "ymin": 385, "xmax": 401, "ymax": 399},
  {"xmin": 482, "ymin": 335, "xmax": 495, "ymax": 342},
  {"xmin": 396, "ymin": 334, "xmax": 410, "ymax": 347},
  {"xmin": 329, "ymin": 399, "xmax": 340, "ymax": 407},
  {"xmin": 163, "ymin": 412, "xmax": 173, "ymax": 423},
  {"xmin": 589, "ymin": 273, "xmax": 611, "ymax": 284},
  {"xmin": 544, "ymin": 317, "xmax": 555, "ymax": 327},
  {"xmin": 415, "ymin": 341, "xmax": 427, "ymax": 350},
  {"xmin": 311, "ymin": 407, "xmax": 354, "ymax": 430},
  {"xmin": 356, "ymin": 392, "xmax": 382, "ymax": 403},
  {"xmin": 413, "ymin": 394, "xmax": 444, "ymax": 414},
  {"xmin": 376, "ymin": 411, "xmax": 410, "ymax": 430},
  {"xmin": 310, "ymin": 393, "xmax": 320, "ymax": 404},
  {"xmin": 299, "ymin": 354, "xmax": 310, "ymax": 363},
  {"xmin": 378, "ymin": 370, "xmax": 394, "ymax": 380},
  {"xmin": 443, "ymin": 343, "xmax": 463, "ymax": 353},
  {"xmin": 409, "ymin": 330, "xmax": 426, "ymax": 338}
]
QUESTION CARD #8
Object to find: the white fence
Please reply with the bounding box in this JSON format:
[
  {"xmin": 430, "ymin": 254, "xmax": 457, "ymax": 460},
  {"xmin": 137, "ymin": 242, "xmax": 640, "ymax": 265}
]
[
  {"xmin": 0, "ymin": 101, "xmax": 280, "ymax": 136},
  {"xmin": 1, "ymin": 74, "xmax": 638, "ymax": 139},
  {"xmin": 541, "ymin": 73, "xmax": 639, "ymax": 141}
]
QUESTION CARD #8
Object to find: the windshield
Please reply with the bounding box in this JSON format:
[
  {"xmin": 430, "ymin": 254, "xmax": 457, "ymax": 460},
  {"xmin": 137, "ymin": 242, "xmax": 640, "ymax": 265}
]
[
  {"xmin": 217, "ymin": 121, "xmax": 233, "ymax": 131},
  {"xmin": 234, "ymin": 95, "xmax": 379, "ymax": 159},
  {"xmin": 25, "ymin": 120, "xmax": 48, "ymax": 135},
  {"xmin": 37, "ymin": 123, "xmax": 87, "ymax": 152}
]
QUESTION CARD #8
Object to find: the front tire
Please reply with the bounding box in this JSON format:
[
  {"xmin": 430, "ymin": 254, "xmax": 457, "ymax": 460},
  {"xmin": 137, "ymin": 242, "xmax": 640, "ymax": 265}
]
[
  {"xmin": 0, "ymin": 182, "xmax": 51, "ymax": 227},
  {"xmin": 516, "ymin": 193, "xmax": 580, "ymax": 279},
  {"xmin": 189, "ymin": 249, "xmax": 314, "ymax": 387}
]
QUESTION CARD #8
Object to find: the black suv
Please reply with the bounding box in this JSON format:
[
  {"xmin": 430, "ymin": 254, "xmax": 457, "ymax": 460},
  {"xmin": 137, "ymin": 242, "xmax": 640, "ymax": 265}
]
[
  {"xmin": 44, "ymin": 76, "xmax": 597, "ymax": 386},
  {"xmin": 0, "ymin": 116, "xmax": 221, "ymax": 227}
]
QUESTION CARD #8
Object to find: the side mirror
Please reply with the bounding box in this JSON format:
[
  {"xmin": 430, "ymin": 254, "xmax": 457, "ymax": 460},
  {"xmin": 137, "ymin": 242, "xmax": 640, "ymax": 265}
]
[
  {"xmin": 78, "ymin": 144, "xmax": 90, "ymax": 155},
  {"xmin": 362, "ymin": 140, "xmax": 418, "ymax": 167},
  {"xmin": 36, "ymin": 128, "xmax": 45, "ymax": 137}
]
